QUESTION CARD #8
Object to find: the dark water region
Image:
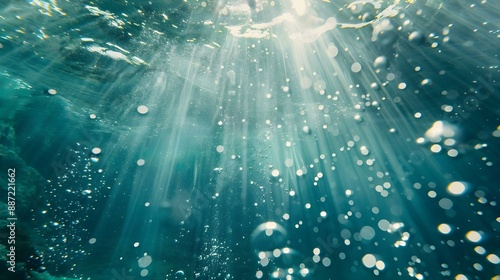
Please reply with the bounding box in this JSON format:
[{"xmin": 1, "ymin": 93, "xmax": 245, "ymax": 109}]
[{"xmin": 0, "ymin": 0, "xmax": 499, "ymax": 279}]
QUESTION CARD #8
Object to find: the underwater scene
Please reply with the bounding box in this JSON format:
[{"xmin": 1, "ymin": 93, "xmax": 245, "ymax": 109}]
[{"xmin": 0, "ymin": 0, "xmax": 499, "ymax": 279}]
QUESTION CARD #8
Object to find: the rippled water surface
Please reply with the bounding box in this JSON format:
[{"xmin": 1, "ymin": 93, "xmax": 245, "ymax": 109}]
[{"xmin": 0, "ymin": 0, "xmax": 499, "ymax": 279}]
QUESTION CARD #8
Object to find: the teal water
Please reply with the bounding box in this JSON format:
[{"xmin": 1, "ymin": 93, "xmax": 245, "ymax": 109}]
[{"xmin": 0, "ymin": 0, "xmax": 499, "ymax": 279}]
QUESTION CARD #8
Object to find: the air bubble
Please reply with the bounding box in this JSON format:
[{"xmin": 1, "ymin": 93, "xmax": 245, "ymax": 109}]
[
  {"xmin": 251, "ymin": 222, "xmax": 288, "ymax": 253},
  {"xmin": 466, "ymin": 231, "xmax": 482, "ymax": 243},
  {"xmin": 408, "ymin": 31, "xmax": 425, "ymax": 44},
  {"xmin": 271, "ymin": 169, "xmax": 280, "ymax": 177},
  {"xmin": 137, "ymin": 105, "xmax": 149, "ymax": 114},
  {"xmin": 302, "ymin": 126, "xmax": 311, "ymax": 134},
  {"xmin": 373, "ymin": 56, "xmax": 388, "ymax": 69},
  {"xmin": 487, "ymin": 254, "xmax": 500, "ymax": 264},
  {"xmin": 175, "ymin": 270, "xmax": 186, "ymax": 280},
  {"xmin": 360, "ymin": 226, "xmax": 376, "ymax": 240},
  {"xmin": 227, "ymin": 70, "xmax": 236, "ymax": 85},
  {"xmin": 447, "ymin": 181, "xmax": 467, "ymax": 195},
  {"xmin": 138, "ymin": 255, "xmax": 152, "ymax": 268},
  {"xmin": 437, "ymin": 224, "xmax": 452, "ymax": 234},
  {"xmin": 351, "ymin": 62, "xmax": 362, "ymax": 73},
  {"xmin": 327, "ymin": 44, "xmax": 339, "ymax": 58},
  {"xmin": 362, "ymin": 254, "xmax": 376, "ymax": 268},
  {"xmin": 300, "ymin": 77, "xmax": 312, "ymax": 89}
]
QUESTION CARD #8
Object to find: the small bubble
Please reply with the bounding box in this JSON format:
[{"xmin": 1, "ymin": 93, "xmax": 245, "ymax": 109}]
[
  {"xmin": 447, "ymin": 181, "xmax": 467, "ymax": 195},
  {"xmin": 421, "ymin": 79, "xmax": 432, "ymax": 86},
  {"xmin": 271, "ymin": 169, "xmax": 280, "ymax": 177},
  {"xmin": 439, "ymin": 198, "xmax": 453, "ymax": 209},
  {"xmin": 493, "ymin": 129, "xmax": 500, "ymax": 138},
  {"xmin": 487, "ymin": 254, "xmax": 500, "ymax": 264},
  {"xmin": 92, "ymin": 147, "xmax": 102, "ymax": 155},
  {"xmin": 437, "ymin": 223, "xmax": 452, "ymax": 234},
  {"xmin": 430, "ymin": 144, "xmax": 442, "ymax": 153},
  {"xmin": 376, "ymin": 260, "xmax": 385, "ymax": 270},
  {"xmin": 466, "ymin": 231, "xmax": 482, "ymax": 243},
  {"xmin": 408, "ymin": 31, "xmax": 425, "ymax": 44},
  {"xmin": 443, "ymin": 105, "xmax": 453, "ymax": 112},
  {"xmin": 302, "ymin": 126, "xmax": 311, "ymax": 134},
  {"xmin": 216, "ymin": 145, "xmax": 224, "ymax": 153},
  {"xmin": 300, "ymin": 77, "xmax": 312, "ymax": 89},
  {"xmin": 362, "ymin": 254, "xmax": 376, "ymax": 268},
  {"xmin": 175, "ymin": 270, "xmax": 186, "ymax": 279},
  {"xmin": 137, "ymin": 159, "xmax": 145, "ymax": 166},
  {"xmin": 444, "ymin": 139, "xmax": 456, "ymax": 146},
  {"xmin": 89, "ymin": 114, "xmax": 97, "ymax": 119},
  {"xmin": 226, "ymin": 70, "xmax": 236, "ymax": 85},
  {"xmin": 327, "ymin": 44, "xmax": 338, "ymax": 58},
  {"xmin": 48, "ymin": 89, "xmax": 57, "ymax": 95},
  {"xmin": 474, "ymin": 246, "xmax": 486, "ymax": 255},
  {"xmin": 314, "ymin": 80, "xmax": 326, "ymax": 92},
  {"xmin": 134, "ymin": 242, "xmax": 140, "ymax": 247},
  {"xmin": 360, "ymin": 226, "xmax": 376, "ymax": 240},
  {"xmin": 137, "ymin": 105, "xmax": 149, "ymax": 114},
  {"xmin": 351, "ymin": 62, "xmax": 362, "ymax": 73},
  {"xmin": 89, "ymin": 238, "xmax": 97, "ymax": 244},
  {"xmin": 373, "ymin": 56, "xmax": 387, "ymax": 69},
  {"xmin": 82, "ymin": 190, "xmax": 92, "ymax": 195},
  {"xmin": 138, "ymin": 255, "xmax": 152, "ymax": 268}
]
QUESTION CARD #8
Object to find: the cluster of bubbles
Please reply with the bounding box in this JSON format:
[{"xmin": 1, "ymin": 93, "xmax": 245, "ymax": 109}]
[{"xmin": 251, "ymin": 222, "xmax": 314, "ymax": 279}]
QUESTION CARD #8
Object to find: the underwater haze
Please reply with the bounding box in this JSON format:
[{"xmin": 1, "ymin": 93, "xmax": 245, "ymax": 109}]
[{"xmin": 0, "ymin": 0, "xmax": 499, "ymax": 279}]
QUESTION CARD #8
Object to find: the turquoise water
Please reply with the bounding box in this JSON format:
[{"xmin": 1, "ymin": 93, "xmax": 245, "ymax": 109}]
[{"xmin": 0, "ymin": 0, "xmax": 499, "ymax": 279}]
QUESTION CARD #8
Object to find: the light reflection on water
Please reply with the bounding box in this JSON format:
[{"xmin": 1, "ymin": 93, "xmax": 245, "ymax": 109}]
[{"xmin": 0, "ymin": 0, "xmax": 499, "ymax": 279}]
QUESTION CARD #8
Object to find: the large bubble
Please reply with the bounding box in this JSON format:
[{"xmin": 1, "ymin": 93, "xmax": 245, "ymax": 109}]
[{"xmin": 251, "ymin": 222, "xmax": 288, "ymax": 253}]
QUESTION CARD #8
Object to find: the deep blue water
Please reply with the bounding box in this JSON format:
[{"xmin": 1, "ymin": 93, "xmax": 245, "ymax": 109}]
[{"xmin": 0, "ymin": 0, "xmax": 499, "ymax": 279}]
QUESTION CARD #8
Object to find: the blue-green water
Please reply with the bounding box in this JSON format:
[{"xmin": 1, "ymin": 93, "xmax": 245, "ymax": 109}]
[{"xmin": 0, "ymin": 0, "xmax": 499, "ymax": 279}]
